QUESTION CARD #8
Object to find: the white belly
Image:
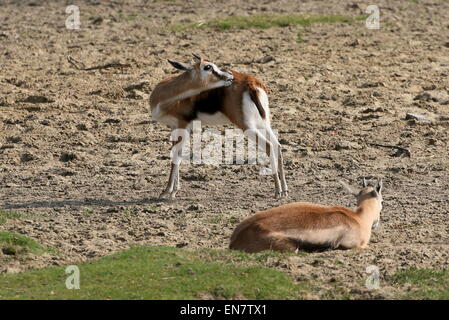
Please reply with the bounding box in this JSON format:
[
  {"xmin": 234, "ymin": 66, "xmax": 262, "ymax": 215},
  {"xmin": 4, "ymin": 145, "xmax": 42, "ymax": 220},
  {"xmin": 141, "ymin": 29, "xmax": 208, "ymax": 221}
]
[{"xmin": 197, "ymin": 111, "xmax": 232, "ymax": 126}]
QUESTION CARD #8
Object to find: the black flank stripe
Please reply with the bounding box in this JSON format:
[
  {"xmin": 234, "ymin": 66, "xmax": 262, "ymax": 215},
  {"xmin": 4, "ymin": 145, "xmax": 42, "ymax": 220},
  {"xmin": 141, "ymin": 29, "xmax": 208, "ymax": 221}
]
[{"xmin": 184, "ymin": 88, "xmax": 225, "ymax": 122}]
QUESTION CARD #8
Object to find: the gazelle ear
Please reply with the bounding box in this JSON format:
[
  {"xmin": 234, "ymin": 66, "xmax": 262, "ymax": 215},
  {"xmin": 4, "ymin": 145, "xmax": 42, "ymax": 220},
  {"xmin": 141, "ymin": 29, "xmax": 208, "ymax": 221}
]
[
  {"xmin": 339, "ymin": 180, "xmax": 358, "ymax": 197},
  {"xmin": 192, "ymin": 53, "xmax": 202, "ymax": 63},
  {"xmin": 376, "ymin": 179, "xmax": 383, "ymax": 194},
  {"xmin": 167, "ymin": 59, "xmax": 192, "ymax": 71}
]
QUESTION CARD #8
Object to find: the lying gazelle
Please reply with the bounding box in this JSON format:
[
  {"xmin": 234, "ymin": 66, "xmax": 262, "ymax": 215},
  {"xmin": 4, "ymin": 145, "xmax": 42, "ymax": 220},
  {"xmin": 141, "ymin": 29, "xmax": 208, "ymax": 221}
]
[
  {"xmin": 229, "ymin": 178, "xmax": 383, "ymax": 253},
  {"xmin": 150, "ymin": 54, "xmax": 288, "ymax": 199}
]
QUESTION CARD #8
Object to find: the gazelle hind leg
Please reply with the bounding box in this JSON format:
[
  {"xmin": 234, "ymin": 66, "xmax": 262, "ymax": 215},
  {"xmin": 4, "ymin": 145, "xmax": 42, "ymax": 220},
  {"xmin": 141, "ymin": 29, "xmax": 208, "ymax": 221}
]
[
  {"xmin": 247, "ymin": 128, "xmax": 282, "ymax": 199},
  {"xmin": 268, "ymin": 234, "xmax": 298, "ymax": 252},
  {"xmin": 264, "ymin": 126, "xmax": 288, "ymax": 197}
]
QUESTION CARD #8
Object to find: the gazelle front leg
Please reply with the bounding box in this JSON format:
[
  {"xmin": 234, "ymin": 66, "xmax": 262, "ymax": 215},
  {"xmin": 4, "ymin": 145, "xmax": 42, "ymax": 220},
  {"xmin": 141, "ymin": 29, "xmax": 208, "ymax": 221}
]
[
  {"xmin": 159, "ymin": 126, "xmax": 189, "ymax": 200},
  {"xmin": 277, "ymin": 149, "xmax": 288, "ymax": 197},
  {"xmin": 159, "ymin": 141, "xmax": 180, "ymax": 199}
]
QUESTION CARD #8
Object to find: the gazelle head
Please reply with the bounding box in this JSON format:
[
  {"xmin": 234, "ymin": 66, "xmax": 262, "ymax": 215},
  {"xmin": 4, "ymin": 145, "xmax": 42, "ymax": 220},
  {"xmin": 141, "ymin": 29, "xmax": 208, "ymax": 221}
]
[
  {"xmin": 340, "ymin": 178, "xmax": 384, "ymax": 228},
  {"xmin": 167, "ymin": 54, "xmax": 234, "ymax": 91}
]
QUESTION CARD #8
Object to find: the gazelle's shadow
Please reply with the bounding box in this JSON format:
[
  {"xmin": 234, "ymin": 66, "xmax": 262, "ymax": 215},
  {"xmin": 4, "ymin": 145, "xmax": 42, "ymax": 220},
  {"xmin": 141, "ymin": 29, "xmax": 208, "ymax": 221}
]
[{"xmin": 1, "ymin": 197, "xmax": 164, "ymax": 210}]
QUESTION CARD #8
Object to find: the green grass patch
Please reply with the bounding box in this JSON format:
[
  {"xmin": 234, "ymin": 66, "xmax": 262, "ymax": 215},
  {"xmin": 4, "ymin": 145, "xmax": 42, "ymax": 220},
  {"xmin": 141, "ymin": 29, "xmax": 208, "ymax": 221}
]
[
  {"xmin": 297, "ymin": 31, "xmax": 307, "ymax": 43},
  {"xmin": 392, "ymin": 268, "xmax": 449, "ymax": 299},
  {"xmin": 82, "ymin": 208, "xmax": 95, "ymax": 215},
  {"xmin": 0, "ymin": 231, "xmax": 48, "ymax": 256},
  {"xmin": 0, "ymin": 246, "xmax": 308, "ymax": 300},
  {"xmin": 198, "ymin": 246, "xmax": 306, "ymax": 265},
  {"xmin": 169, "ymin": 14, "xmax": 364, "ymax": 32},
  {"xmin": 0, "ymin": 210, "xmax": 27, "ymax": 225},
  {"xmin": 208, "ymin": 216, "xmax": 241, "ymax": 225}
]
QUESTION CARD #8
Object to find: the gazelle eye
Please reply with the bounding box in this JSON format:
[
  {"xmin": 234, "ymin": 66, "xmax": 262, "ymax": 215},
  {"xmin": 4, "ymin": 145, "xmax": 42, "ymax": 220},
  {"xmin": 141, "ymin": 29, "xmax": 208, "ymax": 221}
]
[{"xmin": 204, "ymin": 65, "xmax": 212, "ymax": 71}]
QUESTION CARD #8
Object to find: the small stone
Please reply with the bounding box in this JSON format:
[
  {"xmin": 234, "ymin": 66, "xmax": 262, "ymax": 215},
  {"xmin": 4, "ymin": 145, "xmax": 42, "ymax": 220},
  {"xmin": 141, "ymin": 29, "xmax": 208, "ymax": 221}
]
[
  {"xmin": 21, "ymin": 95, "xmax": 54, "ymax": 104},
  {"xmin": 347, "ymin": 3, "xmax": 366, "ymax": 10},
  {"xmin": 413, "ymin": 92, "xmax": 431, "ymax": 101},
  {"xmin": 124, "ymin": 81, "xmax": 151, "ymax": 92},
  {"xmin": 2, "ymin": 247, "xmax": 17, "ymax": 255},
  {"xmin": 6, "ymin": 136, "xmax": 21, "ymax": 143},
  {"xmin": 311, "ymin": 259, "xmax": 324, "ymax": 266},
  {"xmin": 187, "ymin": 203, "xmax": 203, "ymax": 211},
  {"xmin": 349, "ymin": 39, "xmax": 359, "ymax": 47},
  {"xmin": 359, "ymin": 82, "xmax": 384, "ymax": 88},
  {"xmin": 59, "ymin": 152, "xmax": 76, "ymax": 162},
  {"xmin": 91, "ymin": 17, "xmax": 103, "ymax": 25},
  {"xmin": 422, "ymin": 84, "xmax": 436, "ymax": 91},
  {"xmin": 20, "ymin": 152, "xmax": 35, "ymax": 162},
  {"xmin": 52, "ymin": 168, "xmax": 76, "ymax": 177},
  {"xmin": 104, "ymin": 118, "xmax": 121, "ymax": 124},
  {"xmin": 176, "ymin": 242, "xmax": 188, "ymax": 248},
  {"xmin": 255, "ymin": 56, "xmax": 275, "ymax": 64},
  {"xmin": 76, "ymin": 124, "xmax": 88, "ymax": 131},
  {"xmin": 335, "ymin": 141, "xmax": 361, "ymax": 150},
  {"xmin": 361, "ymin": 107, "xmax": 384, "ymax": 113},
  {"xmin": 413, "ymin": 92, "xmax": 437, "ymax": 102},
  {"xmin": 405, "ymin": 113, "xmax": 427, "ymax": 121},
  {"xmin": 296, "ymin": 275, "xmax": 308, "ymax": 282}
]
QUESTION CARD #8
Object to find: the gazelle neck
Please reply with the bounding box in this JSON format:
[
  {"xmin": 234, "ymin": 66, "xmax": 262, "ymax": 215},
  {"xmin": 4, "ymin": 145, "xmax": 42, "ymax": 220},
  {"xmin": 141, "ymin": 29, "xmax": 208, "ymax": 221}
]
[
  {"xmin": 152, "ymin": 72, "xmax": 201, "ymax": 106},
  {"xmin": 355, "ymin": 198, "xmax": 381, "ymax": 229}
]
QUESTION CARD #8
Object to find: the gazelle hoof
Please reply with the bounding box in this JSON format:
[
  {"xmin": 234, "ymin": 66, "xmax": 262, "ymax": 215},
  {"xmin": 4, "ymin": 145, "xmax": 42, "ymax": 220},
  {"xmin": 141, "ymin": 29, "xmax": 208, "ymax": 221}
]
[
  {"xmin": 169, "ymin": 192, "xmax": 177, "ymax": 200},
  {"xmin": 275, "ymin": 191, "xmax": 289, "ymax": 199},
  {"xmin": 159, "ymin": 191, "xmax": 169, "ymax": 199},
  {"xmin": 159, "ymin": 190, "xmax": 177, "ymax": 200}
]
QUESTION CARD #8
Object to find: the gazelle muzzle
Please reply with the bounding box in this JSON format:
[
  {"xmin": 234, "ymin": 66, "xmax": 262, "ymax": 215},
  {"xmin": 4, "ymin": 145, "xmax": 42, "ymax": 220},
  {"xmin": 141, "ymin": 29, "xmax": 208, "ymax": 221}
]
[{"xmin": 212, "ymin": 68, "xmax": 234, "ymax": 85}]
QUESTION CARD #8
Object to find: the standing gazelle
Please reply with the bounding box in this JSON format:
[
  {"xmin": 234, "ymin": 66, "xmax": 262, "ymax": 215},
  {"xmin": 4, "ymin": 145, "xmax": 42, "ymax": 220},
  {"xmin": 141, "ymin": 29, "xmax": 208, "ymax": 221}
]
[
  {"xmin": 150, "ymin": 54, "xmax": 287, "ymax": 199},
  {"xmin": 229, "ymin": 178, "xmax": 383, "ymax": 253}
]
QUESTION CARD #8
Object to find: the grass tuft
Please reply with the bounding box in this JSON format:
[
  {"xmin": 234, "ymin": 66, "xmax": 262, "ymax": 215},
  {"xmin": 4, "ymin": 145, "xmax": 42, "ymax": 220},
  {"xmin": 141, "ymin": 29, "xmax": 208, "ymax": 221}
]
[
  {"xmin": 392, "ymin": 268, "xmax": 449, "ymax": 299},
  {"xmin": 169, "ymin": 14, "xmax": 364, "ymax": 32},
  {"xmin": 0, "ymin": 231, "xmax": 48, "ymax": 256},
  {"xmin": 0, "ymin": 210, "xmax": 27, "ymax": 225}
]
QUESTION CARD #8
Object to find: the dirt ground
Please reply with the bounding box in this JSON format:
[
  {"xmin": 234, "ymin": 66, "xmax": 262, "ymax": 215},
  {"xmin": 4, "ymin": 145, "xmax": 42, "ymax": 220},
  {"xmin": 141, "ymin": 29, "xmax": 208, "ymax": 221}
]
[{"xmin": 0, "ymin": 0, "xmax": 448, "ymax": 299}]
